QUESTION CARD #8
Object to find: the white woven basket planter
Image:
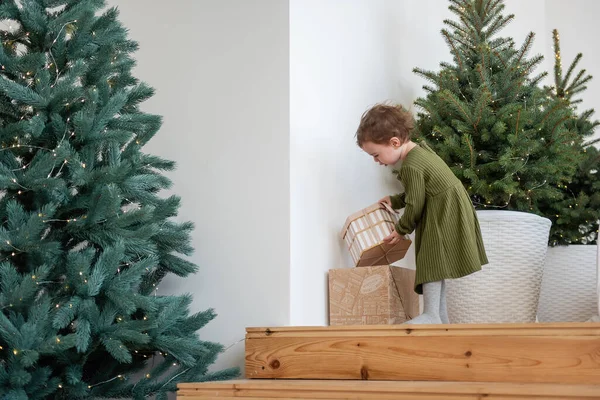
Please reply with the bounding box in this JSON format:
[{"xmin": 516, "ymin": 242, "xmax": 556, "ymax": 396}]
[
  {"xmin": 446, "ymin": 210, "xmax": 551, "ymax": 323},
  {"xmin": 537, "ymin": 245, "xmax": 598, "ymax": 322}
]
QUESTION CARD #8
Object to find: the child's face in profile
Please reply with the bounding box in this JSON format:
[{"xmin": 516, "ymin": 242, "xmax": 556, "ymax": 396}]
[{"xmin": 361, "ymin": 138, "xmax": 403, "ymax": 166}]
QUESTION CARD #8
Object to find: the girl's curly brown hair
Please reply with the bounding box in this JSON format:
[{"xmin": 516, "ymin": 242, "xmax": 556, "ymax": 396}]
[{"xmin": 356, "ymin": 103, "xmax": 415, "ymax": 147}]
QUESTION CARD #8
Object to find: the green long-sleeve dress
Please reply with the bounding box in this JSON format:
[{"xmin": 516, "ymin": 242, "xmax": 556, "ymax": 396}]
[{"xmin": 390, "ymin": 142, "xmax": 488, "ymax": 295}]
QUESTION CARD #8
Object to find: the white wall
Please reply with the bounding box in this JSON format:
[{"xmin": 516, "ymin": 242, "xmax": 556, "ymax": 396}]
[
  {"xmin": 289, "ymin": 0, "xmax": 548, "ymax": 326},
  {"xmin": 110, "ymin": 0, "xmax": 290, "ymax": 373},
  {"xmin": 546, "ymin": 0, "xmax": 600, "ymax": 145}
]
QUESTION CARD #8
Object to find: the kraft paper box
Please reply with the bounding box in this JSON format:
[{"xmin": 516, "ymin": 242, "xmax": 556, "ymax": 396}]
[
  {"xmin": 341, "ymin": 202, "xmax": 412, "ymax": 267},
  {"xmin": 328, "ymin": 265, "xmax": 419, "ymax": 325}
]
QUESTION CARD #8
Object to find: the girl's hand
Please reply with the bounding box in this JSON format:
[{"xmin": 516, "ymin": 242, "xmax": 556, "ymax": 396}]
[
  {"xmin": 383, "ymin": 230, "xmax": 401, "ymax": 245},
  {"xmin": 379, "ymin": 196, "xmax": 392, "ymax": 208}
]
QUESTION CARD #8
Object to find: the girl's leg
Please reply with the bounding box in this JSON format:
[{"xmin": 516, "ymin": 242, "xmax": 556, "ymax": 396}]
[
  {"xmin": 440, "ymin": 279, "xmax": 449, "ymax": 324},
  {"xmin": 406, "ymin": 280, "xmax": 443, "ymax": 324}
]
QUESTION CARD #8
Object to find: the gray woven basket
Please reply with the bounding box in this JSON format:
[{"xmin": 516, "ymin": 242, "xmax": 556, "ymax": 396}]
[{"xmin": 446, "ymin": 210, "xmax": 551, "ymax": 323}]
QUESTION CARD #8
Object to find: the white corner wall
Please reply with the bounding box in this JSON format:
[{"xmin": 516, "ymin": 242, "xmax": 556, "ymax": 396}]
[{"xmin": 111, "ymin": 0, "xmax": 290, "ymax": 373}]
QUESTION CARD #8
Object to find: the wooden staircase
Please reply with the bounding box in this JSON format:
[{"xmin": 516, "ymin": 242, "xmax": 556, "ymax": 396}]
[{"xmin": 178, "ymin": 322, "xmax": 600, "ymax": 399}]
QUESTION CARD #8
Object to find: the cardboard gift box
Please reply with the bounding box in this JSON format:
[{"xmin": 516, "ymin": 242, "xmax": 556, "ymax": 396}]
[
  {"xmin": 341, "ymin": 202, "xmax": 411, "ymax": 267},
  {"xmin": 328, "ymin": 265, "xmax": 419, "ymax": 325}
]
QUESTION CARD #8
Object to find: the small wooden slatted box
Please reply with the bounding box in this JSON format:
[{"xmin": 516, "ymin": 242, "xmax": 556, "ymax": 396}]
[{"xmin": 341, "ymin": 202, "xmax": 411, "ymax": 267}]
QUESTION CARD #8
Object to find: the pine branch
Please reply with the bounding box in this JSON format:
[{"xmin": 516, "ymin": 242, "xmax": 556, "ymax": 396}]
[
  {"xmin": 514, "ymin": 32, "xmax": 535, "ymax": 68},
  {"xmin": 484, "ymin": 0, "xmax": 504, "ymax": 18},
  {"xmin": 413, "ymin": 68, "xmax": 441, "ymax": 88},
  {"xmin": 422, "ymin": 85, "xmax": 436, "ymax": 94},
  {"xmin": 563, "ymin": 53, "xmax": 583, "ymax": 91},
  {"xmin": 550, "ymin": 115, "xmax": 571, "ymax": 139},
  {"xmin": 481, "ymin": 0, "xmax": 495, "ymax": 25},
  {"xmin": 448, "ymin": 4, "xmax": 469, "ymax": 21},
  {"xmin": 530, "ymin": 71, "xmax": 549, "ymax": 86},
  {"xmin": 491, "ymin": 50, "xmax": 508, "ymax": 68},
  {"xmin": 449, "ymin": 1, "xmax": 478, "ymax": 35},
  {"xmin": 458, "ymin": 16, "xmax": 476, "ymax": 40},
  {"xmin": 450, "ymin": 31, "xmax": 474, "ymax": 49},
  {"xmin": 580, "ymin": 109, "xmax": 596, "ymax": 121},
  {"xmin": 489, "ymin": 37, "xmax": 512, "ymax": 52},
  {"xmin": 486, "ymin": 14, "xmax": 514, "ymax": 39},
  {"xmin": 473, "ymin": 87, "xmax": 491, "ymax": 129},
  {"xmin": 479, "ymin": 46, "xmax": 487, "ymax": 74},
  {"xmin": 413, "ymin": 98, "xmax": 429, "ymax": 112},
  {"xmin": 566, "ymin": 74, "xmax": 592, "ymax": 96},
  {"xmin": 442, "ymin": 29, "xmax": 465, "ymax": 70},
  {"xmin": 471, "ymin": 4, "xmax": 484, "ymax": 34},
  {"xmin": 463, "ymin": 134, "xmax": 476, "ymax": 169},
  {"xmin": 584, "ymin": 137, "xmax": 600, "ymax": 146},
  {"xmin": 449, "ymin": 0, "xmax": 470, "ymax": 9},
  {"xmin": 444, "ymin": 19, "xmax": 471, "ymax": 37},
  {"xmin": 541, "ymin": 102, "xmax": 563, "ymax": 125},
  {"xmin": 520, "ymin": 54, "xmax": 544, "ymax": 78},
  {"xmin": 522, "ymin": 54, "xmax": 544, "ymax": 72},
  {"xmin": 440, "ymin": 89, "xmax": 474, "ymax": 125},
  {"xmin": 568, "ymin": 86, "xmax": 589, "ymax": 98},
  {"xmin": 476, "ymin": 63, "xmax": 487, "ymax": 87},
  {"xmin": 440, "ymin": 61, "xmax": 458, "ymax": 71},
  {"xmin": 552, "ymin": 29, "xmax": 563, "ymax": 96}
]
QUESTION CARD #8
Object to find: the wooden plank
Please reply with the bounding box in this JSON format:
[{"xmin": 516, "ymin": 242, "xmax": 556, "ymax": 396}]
[
  {"xmin": 246, "ymin": 322, "xmax": 600, "ymax": 338},
  {"xmin": 245, "ymin": 323, "xmax": 600, "ymax": 384},
  {"xmin": 177, "ymin": 379, "xmax": 600, "ymax": 399}
]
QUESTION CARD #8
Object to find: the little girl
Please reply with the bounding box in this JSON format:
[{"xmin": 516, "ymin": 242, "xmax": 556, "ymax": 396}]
[{"xmin": 356, "ymin": 103, "xmax": 488, "ymax": 324}]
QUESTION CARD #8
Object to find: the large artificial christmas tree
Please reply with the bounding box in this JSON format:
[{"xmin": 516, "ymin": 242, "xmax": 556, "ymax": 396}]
[
  {"xmin": 0, "ymin": 1, "xmax": 238, "ymax": 399},
  {"xmin": 540, "ymin": 29, "xmax": 600, "ymax": 246},
  {"xmin": 410, "ymin": 0, "xmax": 584, "ymax": 214}
]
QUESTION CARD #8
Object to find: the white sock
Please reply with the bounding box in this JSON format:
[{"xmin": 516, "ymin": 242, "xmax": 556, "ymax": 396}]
[{"xmin": 405, "ymin": 280, "xmax": 443, "ymax": 325}]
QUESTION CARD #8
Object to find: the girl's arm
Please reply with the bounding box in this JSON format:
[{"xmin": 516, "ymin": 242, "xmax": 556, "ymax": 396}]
[
  {"xmin": 389, "ymin": 193, "xmax": 406, "ymax": 210},
  {"xmin": 395, "ymin": 166, "xmax": 426, "ymax": 235}
]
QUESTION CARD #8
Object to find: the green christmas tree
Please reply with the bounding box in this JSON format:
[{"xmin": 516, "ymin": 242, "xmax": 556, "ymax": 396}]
[
  {"xmin": 411, "ymin": 0, "xmax": 583, "ymax": 214},
  {"xmin": 0, "ymin": 1, "xmax": 238, "ymax": 399},
  {"xmin": 539, "ymin": 29, "xmax": 600, "ymax": 245}
]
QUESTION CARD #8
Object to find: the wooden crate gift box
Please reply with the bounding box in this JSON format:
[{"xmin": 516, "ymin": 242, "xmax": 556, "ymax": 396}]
[
  {"xmin": 341, "ymin": 202, "xmax": 411, "ymax": 267},
  {"xmin": 328, "ymin": 265, "xmax": 419, "ymax": 325}
]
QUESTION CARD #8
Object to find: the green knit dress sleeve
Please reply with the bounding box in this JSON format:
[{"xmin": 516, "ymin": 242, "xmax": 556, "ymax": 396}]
[
  {"xmin": 389, "ymin": 193, "xmax": 406, "ymax": 209},
  {"xmin": 395, "ymin": 166, "xmax": 426, "ymax": 235}
]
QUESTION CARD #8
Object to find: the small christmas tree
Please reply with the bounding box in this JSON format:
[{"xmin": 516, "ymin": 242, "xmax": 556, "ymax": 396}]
[
  {"xmin": 539, "ymin": 30, "xmax": 600, "ymax": 246},
  {"xmin": 0, "ymin": 1, "xmax": 238, "ymax": 399},
  {"xmin": 411, "ymin": 0, "xmax": 583, "ymax": 214}
]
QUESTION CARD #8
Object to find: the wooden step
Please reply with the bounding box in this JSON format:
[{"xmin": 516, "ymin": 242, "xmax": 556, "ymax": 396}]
[
  {"xmin": 178, "ymin": 379, "xmax": 600, "ymax": 399},
  {"xmin": 245, "ymin": 322, "xmax": 600, "ymax": 384}
]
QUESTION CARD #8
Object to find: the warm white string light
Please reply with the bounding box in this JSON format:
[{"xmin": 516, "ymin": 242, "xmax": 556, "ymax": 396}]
[
  {"xmin": 48, "ymin": 20, "xmax": 77, "ymax": 85},
  {"xmin": 88, "ymin": 374, "xmax": 125, "ymax": 389}
]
